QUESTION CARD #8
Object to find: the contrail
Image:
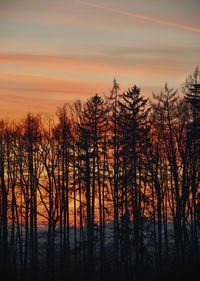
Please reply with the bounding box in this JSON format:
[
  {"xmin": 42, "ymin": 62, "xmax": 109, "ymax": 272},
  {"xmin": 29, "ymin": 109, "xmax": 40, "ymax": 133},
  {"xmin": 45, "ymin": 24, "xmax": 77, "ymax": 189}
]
[{"xmin": 74, "ymin": 0, "xmax": 200, "ymax": 33}]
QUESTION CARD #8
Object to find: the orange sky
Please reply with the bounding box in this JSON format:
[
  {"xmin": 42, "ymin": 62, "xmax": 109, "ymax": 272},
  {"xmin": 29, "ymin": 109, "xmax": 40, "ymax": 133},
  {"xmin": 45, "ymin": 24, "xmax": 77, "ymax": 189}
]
[{"xmin": 0, "ymin": 0, "xmax": 199, "ymax": 118}]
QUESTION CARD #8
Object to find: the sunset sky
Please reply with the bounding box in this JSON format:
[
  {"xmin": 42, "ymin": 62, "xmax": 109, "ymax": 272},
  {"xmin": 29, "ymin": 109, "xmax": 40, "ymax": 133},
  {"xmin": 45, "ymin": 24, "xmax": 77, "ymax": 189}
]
[{"xmin": 1, "ymin": 0, "xmax": 200, "ymax": 118}]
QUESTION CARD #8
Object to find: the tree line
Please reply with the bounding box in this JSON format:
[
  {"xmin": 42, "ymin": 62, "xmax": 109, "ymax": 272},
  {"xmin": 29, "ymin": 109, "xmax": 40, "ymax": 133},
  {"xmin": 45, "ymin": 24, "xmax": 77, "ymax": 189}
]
[{"xmin": 0, "ymin": 67, "xmax": 199, "ymax": 281}]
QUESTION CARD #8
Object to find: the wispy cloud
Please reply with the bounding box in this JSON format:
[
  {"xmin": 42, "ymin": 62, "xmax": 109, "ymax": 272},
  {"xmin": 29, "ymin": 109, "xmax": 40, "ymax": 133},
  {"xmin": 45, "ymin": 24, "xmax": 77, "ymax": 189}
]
[
  {"xmin": 0, "ymin": 52, "xmax": 195, "ymax": 79},
  {"xmin": 0, "ymin": 72, "xmax": 112, "ymax": 117},
  {"xmin": 74, "ymin": 0, "xmax": 200, "ymax": 33}
]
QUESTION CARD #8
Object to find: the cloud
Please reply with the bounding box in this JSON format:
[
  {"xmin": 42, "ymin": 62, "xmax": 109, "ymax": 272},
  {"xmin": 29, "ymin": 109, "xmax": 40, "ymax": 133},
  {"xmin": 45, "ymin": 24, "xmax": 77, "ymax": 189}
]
[
  {"xmin": 0, "ymin": 72, "xmax": 113, "ymax": 118},
  {"xmin": 0, "ymin": 52, "xmax": 196, "ymax": 79},
  {"xmin": 74, "ymin": 0, "xmax": 200, "ymax": 33},
  {"xmin": 0, "ymin": 72, "xmax": 112, "ymax": 102},
  {"xmin": 103, "ymin": 46, "xmax": 200, "ymax": 60}
]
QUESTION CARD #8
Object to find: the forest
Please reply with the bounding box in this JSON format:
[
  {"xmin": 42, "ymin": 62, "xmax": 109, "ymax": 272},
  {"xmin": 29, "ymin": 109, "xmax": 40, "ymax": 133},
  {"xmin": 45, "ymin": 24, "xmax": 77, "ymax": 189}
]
[{"xmin": 0, "ymin": 67, "xmax": 200, "ymax": 281}]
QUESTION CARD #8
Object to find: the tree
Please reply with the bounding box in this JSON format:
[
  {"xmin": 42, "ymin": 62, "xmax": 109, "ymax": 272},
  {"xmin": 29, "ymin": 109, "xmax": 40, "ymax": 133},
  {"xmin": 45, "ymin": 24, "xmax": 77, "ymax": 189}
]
[
  {"xmin": 118, "ymin": 85, "xmax": 149, "ymax": 273},
  {"xmin": 75, "ymin": 94, "xmax": 108, "ymax": 278},
  {"xmin": 183, "ymin": 67, "xmax": 200, "ymax": 262},
  {"xmin": 107, "ymin": 78, "xmax": 121, "ymax": 271},
  {"xmin": 53, "ymin": 104, "xmax": 71, "ymax": 270}
]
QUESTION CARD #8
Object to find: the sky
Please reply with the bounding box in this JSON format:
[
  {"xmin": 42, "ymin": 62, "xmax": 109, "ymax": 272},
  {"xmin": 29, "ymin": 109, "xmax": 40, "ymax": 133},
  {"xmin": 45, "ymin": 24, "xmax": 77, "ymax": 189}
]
[{"xmin": 0, "ymin": 0, "xmax": 200, "ymax": 118}]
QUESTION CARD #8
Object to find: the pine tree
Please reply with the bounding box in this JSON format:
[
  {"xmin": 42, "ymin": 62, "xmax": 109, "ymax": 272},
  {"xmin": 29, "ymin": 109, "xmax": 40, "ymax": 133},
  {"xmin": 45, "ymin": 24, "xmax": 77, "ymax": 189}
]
[
  {"xmin": 118, "ymin": 85, "xmax": 149, "ymax": 272},
  {"xmin": 75, "ymin": 94, "xmax": 108, "ymax": 278}
]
